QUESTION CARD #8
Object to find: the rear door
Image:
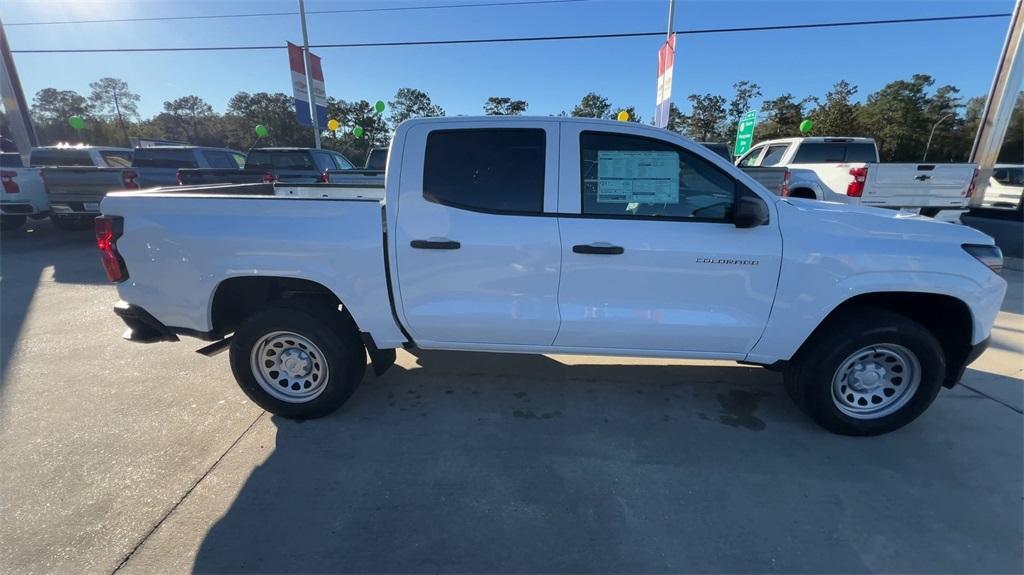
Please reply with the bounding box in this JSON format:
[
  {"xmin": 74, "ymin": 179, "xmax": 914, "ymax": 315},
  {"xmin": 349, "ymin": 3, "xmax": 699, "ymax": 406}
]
[
  {"xmin": 392, "ymin": 120, "xmax": 561, "ymax": 346},
  {"xmin": 554, "ymin": 123, "xmax": 782, "ymax": 356}
]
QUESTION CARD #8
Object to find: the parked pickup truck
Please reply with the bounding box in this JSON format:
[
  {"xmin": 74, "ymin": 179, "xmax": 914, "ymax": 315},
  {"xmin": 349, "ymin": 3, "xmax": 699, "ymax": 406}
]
[
  {"xmin": 736, "ymin": 137, "xmax": 978, "ymax": 216},
  {"xmin": 176, "ymin": 147, "xmax": 372, "ymax": 185},
  {"xmin": 42, "ymin": 145, "xmax": 244, "ymax": 230},
  {"xmin": 98, "ymin": 117, "xmax": 1006, "ymax": 436},
  {"xmin": 1, "ymin": 152, "xmax": 49, "ymax": 231}
]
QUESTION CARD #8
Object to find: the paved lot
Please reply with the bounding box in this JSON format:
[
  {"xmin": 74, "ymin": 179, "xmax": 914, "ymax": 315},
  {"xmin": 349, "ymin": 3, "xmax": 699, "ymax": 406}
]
[{"xmin": 1, "ymin": 219, "xmax": 1021, "ymax": 574}]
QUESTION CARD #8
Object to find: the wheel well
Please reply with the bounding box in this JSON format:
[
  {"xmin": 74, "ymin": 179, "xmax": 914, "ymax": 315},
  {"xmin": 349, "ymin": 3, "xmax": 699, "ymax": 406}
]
[
  {"xmin": 807, "ymin": 292, "xmax": 974, "ymax": 387},
  {"xmin": 788, "ymin": 187, "xmax": 816, "ymax": 199},
  {"xmin": 210, "ymin": 276, "xmax": 346, "ymax": 336}
]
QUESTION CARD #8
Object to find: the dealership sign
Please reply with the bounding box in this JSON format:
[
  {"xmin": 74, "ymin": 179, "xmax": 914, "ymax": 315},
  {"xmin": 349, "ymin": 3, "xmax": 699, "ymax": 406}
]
[{"xmin": 287, "ymin": 42, "xmax": 328, "ymax": 129}]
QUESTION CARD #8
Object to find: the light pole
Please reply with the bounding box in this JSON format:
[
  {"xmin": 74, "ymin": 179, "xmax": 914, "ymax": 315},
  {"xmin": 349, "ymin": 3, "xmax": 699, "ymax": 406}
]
[
  {"xmin": 922, "ymin": 113, "xmax": 953, "ymax": 161},
  {"xmin": 298, "ymin": 0, "xmax": 320, "ymax": 149}
]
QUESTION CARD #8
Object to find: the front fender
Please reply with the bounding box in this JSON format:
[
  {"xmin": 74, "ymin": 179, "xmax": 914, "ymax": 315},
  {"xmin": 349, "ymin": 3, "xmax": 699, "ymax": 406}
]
[{"xmin": 745, "ymin": 269, "xmax": 1005, "ymax": 364}]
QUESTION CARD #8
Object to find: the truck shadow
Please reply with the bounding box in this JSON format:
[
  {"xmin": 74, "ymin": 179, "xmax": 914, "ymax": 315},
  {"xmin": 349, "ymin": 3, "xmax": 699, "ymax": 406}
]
[
  {"xmin": 191, "ymin": 350, "xmax": 1023, "ymax": 573},
  {"xmin": 0, "ymin": 219, "xmax": 107, "ymax": 385}
]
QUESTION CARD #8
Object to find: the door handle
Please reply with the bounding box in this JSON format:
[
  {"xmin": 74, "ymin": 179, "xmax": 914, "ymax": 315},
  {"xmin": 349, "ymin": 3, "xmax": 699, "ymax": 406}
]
[
  {"xmin": 572, "ymin": 244, "xmax": 624, "ymax": 255},
  {"xmin": 410, "ymin": 239, "xmax": 461, "ymax": 250}
]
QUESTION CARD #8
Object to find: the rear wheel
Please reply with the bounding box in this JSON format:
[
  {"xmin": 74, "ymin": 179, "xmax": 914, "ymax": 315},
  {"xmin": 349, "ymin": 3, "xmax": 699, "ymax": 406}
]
[
  {"xmin": 51, "ymin": 214, "xmax": 94, "ymax": 231},
  {"xmin": 0, "ymin": 215, "xmax": 27, "ymax": 231},
  {"xmin": 785, "ymin": 308, "xmax": 944, "ymax": 435},
  {"xmin": 229, "ymin": 305, "xmax": 366, "ymax": 419}
]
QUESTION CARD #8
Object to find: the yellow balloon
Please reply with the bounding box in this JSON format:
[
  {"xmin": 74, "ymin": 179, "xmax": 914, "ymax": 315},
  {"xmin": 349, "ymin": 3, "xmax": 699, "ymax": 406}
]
[
  {"xmin": 327, "ymin": 118, "xmax": 340, "ymax": 131},
  {"xmin": 616, "ymin": 110, "xmax": 629, "ymax": 122}
]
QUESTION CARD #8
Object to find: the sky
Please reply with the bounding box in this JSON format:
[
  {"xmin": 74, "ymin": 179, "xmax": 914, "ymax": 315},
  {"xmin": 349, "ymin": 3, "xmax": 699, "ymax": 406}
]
[{"xmin": 3, "ymin": 0, "xmax": 1019, "ymax": 121}]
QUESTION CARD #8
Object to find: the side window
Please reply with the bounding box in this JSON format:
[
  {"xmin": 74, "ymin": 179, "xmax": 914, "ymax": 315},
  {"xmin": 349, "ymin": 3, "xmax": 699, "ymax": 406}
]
[
  {"xmin": 202, "ymin": 151, "xmax": 236, "ymax": 169},
  {"xmin": 737, "ymin": 147, "xmax": 764, "ymax": 167},
  {"xmin": 230, "ymin": 153, "xmax": 246, "ymax": 168},
  {"xmin": 760, "ymin": 145, "xmax": 789, "ymax": 166},
  {"xmin": 580, "ymin": 132, "xmax": 736, "ymax": 221},
  {"xmin": 311, "ymin": 152, "xmax": 335, "ymax": 172},
  {"xmin": 423, "ymin": 129, "xmax": 545, "ymax": 214},
  {"xmin": 330, "ymin": 152, "xmax": 353, "ymax": 170}
]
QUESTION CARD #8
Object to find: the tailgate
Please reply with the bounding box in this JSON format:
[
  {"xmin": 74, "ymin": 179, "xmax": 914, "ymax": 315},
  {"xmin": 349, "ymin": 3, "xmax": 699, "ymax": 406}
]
[
  {"xmin": 862, "ymin": 164, "xmax": 974, "ymax": 208},
  {"xmin": 43, "ymin": 168, "xmax": 126, "ymax": 204}
]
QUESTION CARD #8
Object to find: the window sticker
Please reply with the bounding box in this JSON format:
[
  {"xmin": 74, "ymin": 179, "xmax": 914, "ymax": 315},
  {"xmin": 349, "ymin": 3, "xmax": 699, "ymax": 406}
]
[{"xmin": 596, "ymin": 151, "xmax": 679, "ymax": 204}]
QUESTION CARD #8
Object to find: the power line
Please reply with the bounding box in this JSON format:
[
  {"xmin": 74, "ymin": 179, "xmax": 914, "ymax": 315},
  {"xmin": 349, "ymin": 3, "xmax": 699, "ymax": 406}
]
[
  {"xmin": 4, "ymin": 0, "xmax": 589, "ymax": 27},
  {"xmin": 9, "ymin": 13, "xmax": 1011, "ymax": 54}
]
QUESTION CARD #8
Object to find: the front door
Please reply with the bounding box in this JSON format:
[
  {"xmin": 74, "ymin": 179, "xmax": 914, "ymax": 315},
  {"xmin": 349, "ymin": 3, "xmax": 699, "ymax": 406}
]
[
  {"xmin": 392, "ymin": 120, "xmax": 562, "ymax": 347},
  {"xmin": 554, "ymin": 126, "xmax": 782, "ymax": 356}
]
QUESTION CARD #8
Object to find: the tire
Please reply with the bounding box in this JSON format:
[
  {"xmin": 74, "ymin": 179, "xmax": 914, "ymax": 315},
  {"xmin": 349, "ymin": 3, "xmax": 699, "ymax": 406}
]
[
  {"xmin": 51, "ymin": 214, "xmax": 94, "ymax": 231},
  {"xmin": 784, "ymin": 308, "xmax": 945, "ymax": 436},
  {"xmin": 0, "ymin": 215, "xmax": 27, "ymax": 231},
  {"xmin": 229, "ymin": 305, "xmax": 366, "ymax": 419}
]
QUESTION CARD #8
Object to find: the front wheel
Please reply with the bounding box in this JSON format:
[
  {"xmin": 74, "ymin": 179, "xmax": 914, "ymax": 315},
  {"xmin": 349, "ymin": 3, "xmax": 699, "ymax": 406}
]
[
  {"xmin": 785, "ymin": 309, "xmax": 945, "ymax": 436},
  {"xmin": 229, "ymin": 306, "xmax": 366, "ymax": 419}
]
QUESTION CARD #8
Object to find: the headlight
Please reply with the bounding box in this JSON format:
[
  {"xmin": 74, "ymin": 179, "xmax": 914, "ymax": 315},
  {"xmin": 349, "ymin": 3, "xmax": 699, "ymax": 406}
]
[{"xmin": 963, "ymin": 244, "xmax": 1003, "ymax": 273}]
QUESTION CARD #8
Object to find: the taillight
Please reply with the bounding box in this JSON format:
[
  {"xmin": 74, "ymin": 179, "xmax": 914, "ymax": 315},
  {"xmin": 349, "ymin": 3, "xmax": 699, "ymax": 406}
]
[
  {"xmin": 847, "ymin": 166, "xmax": 868, "ymax": 197},
  {"xmin": 261, "ymin": 171, "xmax": 277, "ymax": 184},
  {"xmin": 1, "ymin": 170, "xmax": 19, "ymax": 194},
  {"xmin": 176, "ymin": 170, "xmax": 184, "ymax": 186},
  {"xmin": 780, "ymin": 170, "xmax": 792, "ymax": 196},
  {"xmin": 319, "ymin": 170, "xmax": 330, "ymax": 183},
  {"xmin": 95, "ymin": 216, "xmax": 128, "ymax": 283},
  {"xmin": 965, "ymin": 167, "xmax": 980, "ymax": 198},
  {"xmin": 122, "ymin": 170, "xmax": 139, "ymax": 190}
]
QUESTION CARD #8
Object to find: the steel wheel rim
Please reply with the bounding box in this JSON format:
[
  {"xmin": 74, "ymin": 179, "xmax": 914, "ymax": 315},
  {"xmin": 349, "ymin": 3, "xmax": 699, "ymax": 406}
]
[
  {"xmin": 831, "ymin": 343, "xmax": 920, "ymax": 419},
  {"xmin": 250, "ymin": 331, "xmax": 329, "ymax": 403}
]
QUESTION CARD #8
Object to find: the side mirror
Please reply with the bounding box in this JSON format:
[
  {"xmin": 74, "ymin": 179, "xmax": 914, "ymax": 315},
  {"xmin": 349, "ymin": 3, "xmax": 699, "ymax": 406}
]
[{"xmin": 734, "ymin": 194, "xmax": 769, "ymax": 228}]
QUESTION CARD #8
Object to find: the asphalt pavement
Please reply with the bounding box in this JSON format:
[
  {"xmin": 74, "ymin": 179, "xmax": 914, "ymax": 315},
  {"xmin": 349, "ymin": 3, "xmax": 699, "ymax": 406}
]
[{"xmin": 1, "ymin": 218, "xmax": 1021, "ymax": 574}]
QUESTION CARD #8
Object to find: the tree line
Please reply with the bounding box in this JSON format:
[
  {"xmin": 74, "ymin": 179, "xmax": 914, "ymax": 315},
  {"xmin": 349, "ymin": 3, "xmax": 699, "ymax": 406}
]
[{"xmin": 14, "ymin": 75, "xmax": 1023, "ymax": 167}]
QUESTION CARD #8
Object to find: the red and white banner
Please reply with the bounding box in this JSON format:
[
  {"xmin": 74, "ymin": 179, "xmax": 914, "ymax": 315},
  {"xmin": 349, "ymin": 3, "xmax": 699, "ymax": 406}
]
[
  {"xmin": 287, "ymin": 42, "xmax": 327, "ymax": 128},
  {"xmin": 655, "ymin": 33, "xmax": 676, "ymax": 129}
]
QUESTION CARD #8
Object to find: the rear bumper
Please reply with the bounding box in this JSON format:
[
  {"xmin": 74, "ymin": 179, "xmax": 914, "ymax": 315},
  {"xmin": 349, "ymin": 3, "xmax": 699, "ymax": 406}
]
[
  {"xmin": 1, "ymin": 202, "xmax": 48, "ymax": 216},
  {"xmin": 113, "ymin": 301, "xmax": 180, "ymax": 343},
  {"xmin": 113, "ymin": 301, "xmax": 220, "ymax": 343},
  {"xmin": 944, "ymin": 336, "xmax": 991, "ymax": 388}
]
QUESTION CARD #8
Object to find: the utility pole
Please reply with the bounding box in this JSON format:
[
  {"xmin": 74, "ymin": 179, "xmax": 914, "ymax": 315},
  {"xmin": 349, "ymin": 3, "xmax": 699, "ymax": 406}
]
[
  {"xmin": 0, "ymin": 18, "xmax": 38, "ymax": 161},
  {"xmin": 968, "ymin": 0, "xmax": 1022, "ymax": 206},
  {"xmin": 298, "ymin": 0, "xmax": 320, "ymax": 149}
]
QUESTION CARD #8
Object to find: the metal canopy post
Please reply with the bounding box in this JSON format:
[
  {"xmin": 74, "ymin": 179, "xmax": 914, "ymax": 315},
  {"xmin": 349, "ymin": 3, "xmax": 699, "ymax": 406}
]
[
  {"xmin": 0, "ymin": 19, "xmax": 38, "ymax": 161},
  {"xmin": 968, "ymin": 0, "xmax": 1023, "ymax": 206}
]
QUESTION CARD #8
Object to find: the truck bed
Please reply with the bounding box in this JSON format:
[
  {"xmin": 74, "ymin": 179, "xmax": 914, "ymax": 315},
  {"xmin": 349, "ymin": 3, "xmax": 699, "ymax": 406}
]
[{"xmin": 101, "ymin": 184, "xmax": 402, "ymax": 346}]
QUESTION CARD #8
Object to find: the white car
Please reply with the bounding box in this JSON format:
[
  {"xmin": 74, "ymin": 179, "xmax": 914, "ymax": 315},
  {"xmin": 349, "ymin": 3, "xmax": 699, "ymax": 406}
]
[
  {"xmin": 1, "ymin": 152, "xmax": 49, "ymax": 231},
  {"xmin": 97, "ymin": 117, "xmax": 1006, "ymax": 436},
  {"xmin": 737, "ymin": 137, "xmax": 978, "ymax": 216}
]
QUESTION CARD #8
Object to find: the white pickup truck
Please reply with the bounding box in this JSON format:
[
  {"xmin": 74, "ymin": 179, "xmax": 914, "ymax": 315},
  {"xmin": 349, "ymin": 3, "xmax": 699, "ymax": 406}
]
[
  {"xmin": 736, "ymin": 137, "xmax": 978, "ymax": 216},
  {"xmin": 0, "ymin": 152, "xmax": 50, "ymax": 231},
  {"xmin": 97, "ymin": 117, "xmax": 1006, "ymax": 436}
]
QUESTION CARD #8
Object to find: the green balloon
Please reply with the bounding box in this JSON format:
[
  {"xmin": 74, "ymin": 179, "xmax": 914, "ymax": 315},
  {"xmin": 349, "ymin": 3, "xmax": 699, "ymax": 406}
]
[
  {"xmin": 68, "ymin": 116, "xmax": 85, "ymax": 130},
  {"xmin": 374, "ymin": 100, "xmax": 385, "ymax": 114},
  {"xmin": 799, "ymin": 119, "xmax": 813, "ymax": 134},
  {"xmin": 254, "ymin": 124, "xmax": 269, "ymax": 138},
  {"xmin": 353, "ymin": 126, "xmax": 364, "ymax": 139}
]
